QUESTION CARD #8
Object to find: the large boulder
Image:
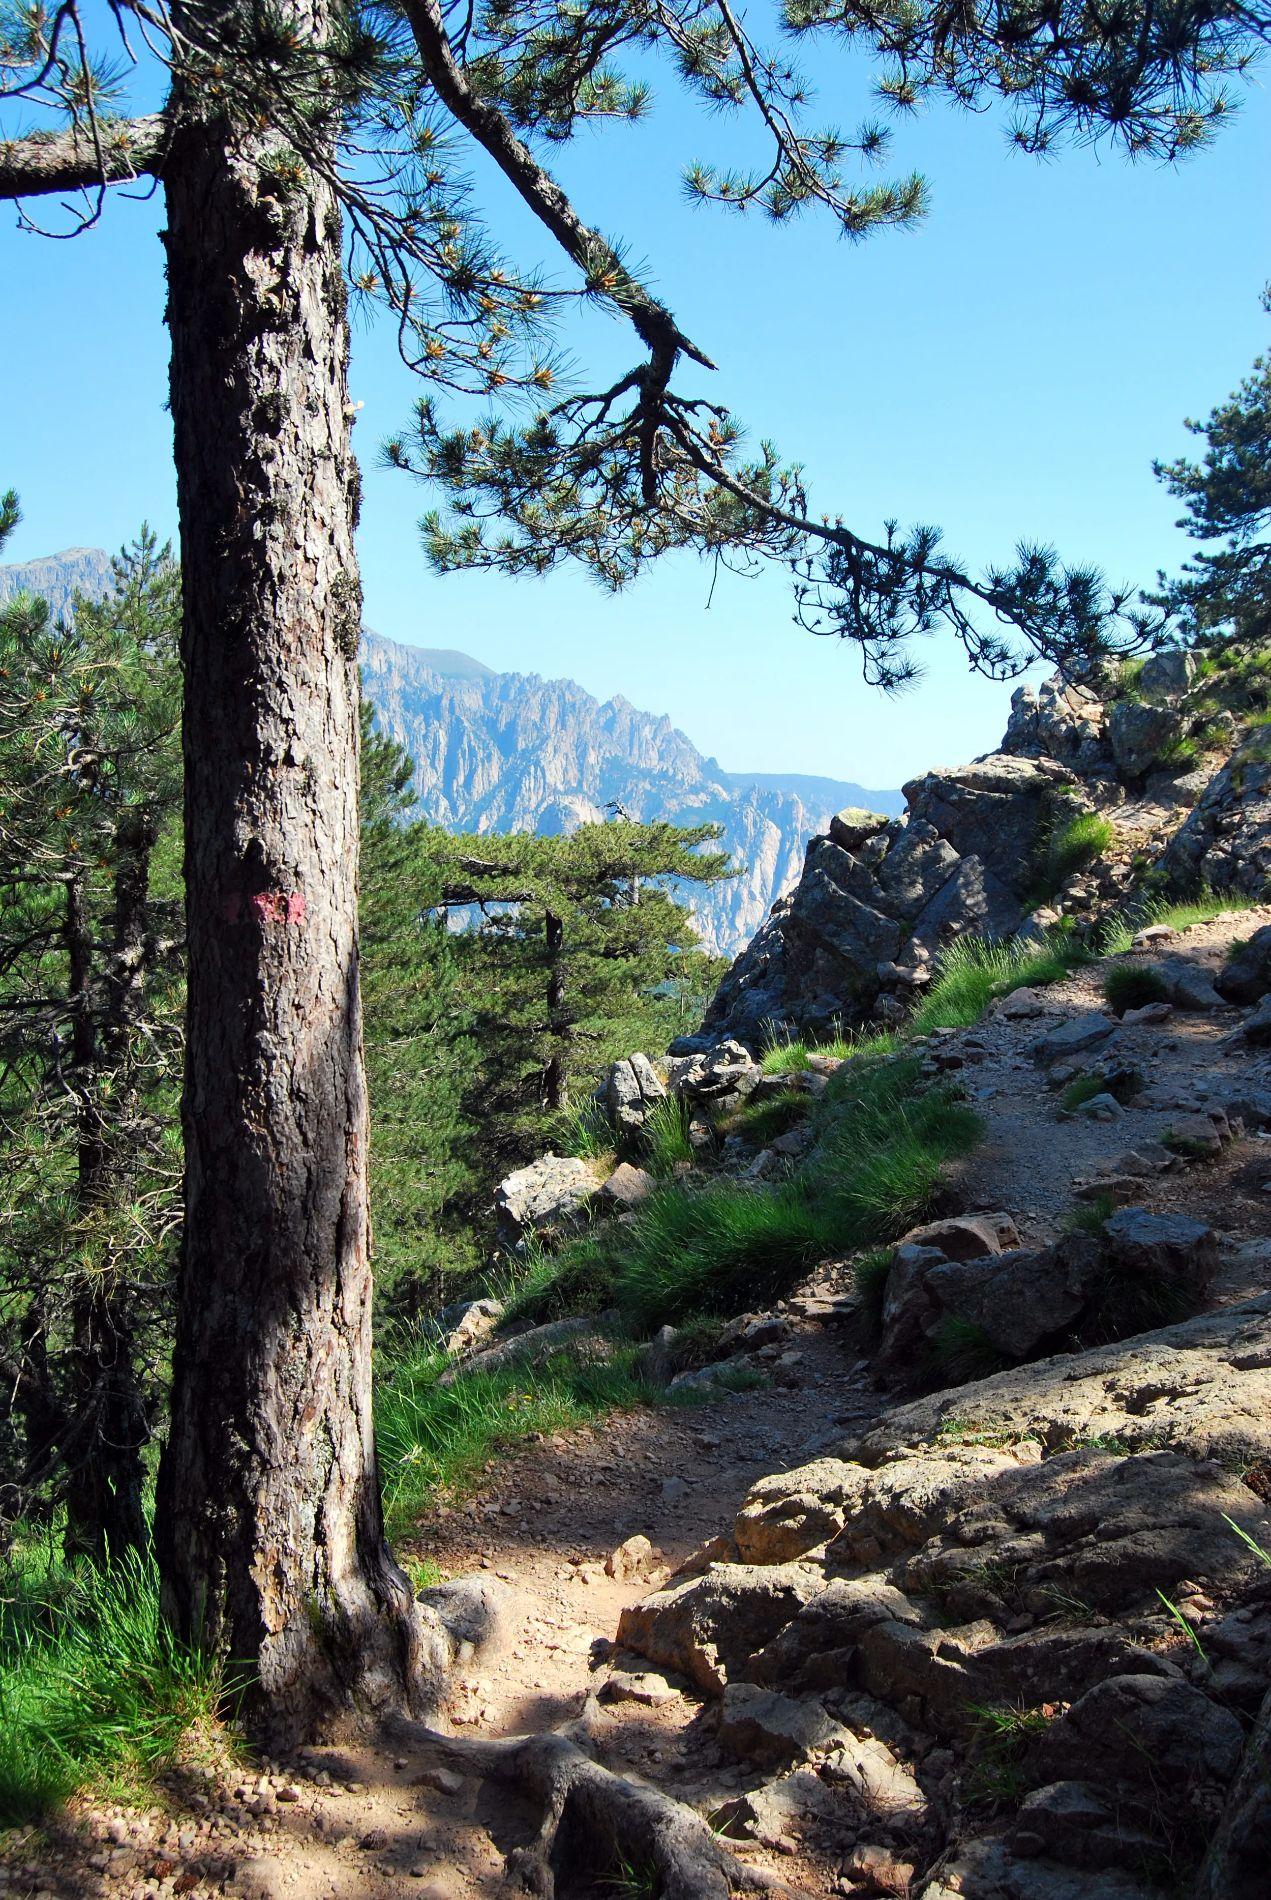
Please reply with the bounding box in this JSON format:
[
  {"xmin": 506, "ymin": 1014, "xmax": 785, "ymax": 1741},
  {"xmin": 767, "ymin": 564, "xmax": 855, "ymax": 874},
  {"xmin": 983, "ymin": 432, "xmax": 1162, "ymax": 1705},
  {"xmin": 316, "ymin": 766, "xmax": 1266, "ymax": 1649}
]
[
  {"xmin": 1108, "ymin": 699, "xmax": 1180, "ymax": 778},
  {"xmin": 666, "ymin": 1038, "xmax": 759, "ymax": 1101},
  {"xmin": 1101, "ymin": 1207, "xmax": 1217, "ymax": 1286},
  {"xmin": 906, "ymin": 854, "xmax": 1021, "ymax": 961},
  {"xmin": 1033, "ymin": 1672, "xmax": 1243, "ymax": 1795},
  {"xmin": 1218, "ymin": 923, "xmax": 1271, "ymax": 1004},
  {"xmin": 1163, "ymin": 743, "xmax": 1271, "ymax": 897},
  {"xmin": 616, "ymin": 1563, "xmax": 821, "ymax": 1694},
  {"xmin": 598, "ymin": 1051, "xmax": 666, "ymax": 1135},
  {"xmin": 1138, "ymin": 647, "xmax": 1196, "ymax": 700},
  {"xmin": 493, "ymin": 1154, "xmax": 600, "ymax": 1236},
  {"xmin": 923, "ymin": 1236, "xmax": 1103, "ymax": 1361},
  {"xmin": 873, "ymin": 1210, "xmax": 1205, "ymax": 1375},
  {"xmin": 734, "ymin": 1459, "xmax": 866, "ymax": 1564},
  {"xmin": 1008, "ymin": 1782, "xmax": 1177, "ymax": 1876}
]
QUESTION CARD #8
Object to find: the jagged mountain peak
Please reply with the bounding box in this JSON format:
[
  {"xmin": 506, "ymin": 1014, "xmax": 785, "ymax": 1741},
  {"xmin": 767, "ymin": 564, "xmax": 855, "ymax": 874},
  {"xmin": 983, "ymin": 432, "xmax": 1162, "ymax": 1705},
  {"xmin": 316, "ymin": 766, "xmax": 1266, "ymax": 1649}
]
[
  {"xmin": 361, "ymin": 628, "xmax": 901, "ymax": 952},
  {"xmin": 0, "ymin": 557, "xmax": 902, "ymax": 955}
]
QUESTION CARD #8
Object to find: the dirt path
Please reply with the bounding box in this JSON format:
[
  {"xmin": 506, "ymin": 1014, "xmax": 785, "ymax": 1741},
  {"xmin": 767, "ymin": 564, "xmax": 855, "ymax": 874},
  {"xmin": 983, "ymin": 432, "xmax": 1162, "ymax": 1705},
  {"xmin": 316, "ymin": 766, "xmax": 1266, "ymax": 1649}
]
[{"xmin": 10, "ymin": 908, "xmax": 1271, "ymax": 1900}]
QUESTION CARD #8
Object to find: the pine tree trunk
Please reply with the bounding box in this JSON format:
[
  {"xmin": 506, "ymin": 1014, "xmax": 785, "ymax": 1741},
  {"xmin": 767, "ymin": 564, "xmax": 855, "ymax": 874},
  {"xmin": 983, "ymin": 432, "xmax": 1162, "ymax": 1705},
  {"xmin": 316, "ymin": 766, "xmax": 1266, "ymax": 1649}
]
[
  {"xmin": 542, "ymin": 909, "xmax": 566, "ymax": 1111},
  {"xmin": 153, "ymin": 83, "xmax": 428, "ymax": 1742}
]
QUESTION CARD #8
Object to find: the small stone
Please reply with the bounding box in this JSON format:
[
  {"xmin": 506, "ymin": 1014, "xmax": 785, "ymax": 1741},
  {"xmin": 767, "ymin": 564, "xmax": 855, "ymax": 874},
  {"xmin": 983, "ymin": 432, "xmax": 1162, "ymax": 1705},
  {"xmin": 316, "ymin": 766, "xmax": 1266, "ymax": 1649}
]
[
  {"xmin": 1122, "ymin": 1001, "xmax": 1173, "ymax": 1025},
  {"xmin": 605, "ymin": 1533, "xmax": 659, "ymax": 1582},
  {"xmin": 412, "ymin": 1765, "xmax": 464, "ymax": 1797}
]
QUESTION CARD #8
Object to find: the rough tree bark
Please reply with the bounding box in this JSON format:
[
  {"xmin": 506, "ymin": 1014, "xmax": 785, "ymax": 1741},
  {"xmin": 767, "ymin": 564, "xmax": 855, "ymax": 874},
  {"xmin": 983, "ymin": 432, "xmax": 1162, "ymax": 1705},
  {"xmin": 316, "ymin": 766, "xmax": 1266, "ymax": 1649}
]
[
  {"xmin": 542, "ymin": 908, "xmax": 566, "ymax": 1112},
  {"xmin": 152, "ymin": 28, "xmax": 433, "ymax": 1741}
]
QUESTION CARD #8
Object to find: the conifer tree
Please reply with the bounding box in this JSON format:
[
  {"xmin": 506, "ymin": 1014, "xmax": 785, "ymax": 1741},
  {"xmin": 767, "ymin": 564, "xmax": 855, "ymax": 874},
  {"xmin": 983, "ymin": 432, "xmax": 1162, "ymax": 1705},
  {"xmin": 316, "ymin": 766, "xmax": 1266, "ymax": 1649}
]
[
  {"xmin": 360, "ymin": 706, "xmax": 485, "ymax": 1309},
  {"xmin": 0, "ymin": 517, "xmax": 182, "ymax": 1561},
  {"xmin": 1153, "ymin": 291, "xmax": 1271, "ymax": 646},
  {"xmin": 427, "ymin": 817, "xmax": 729, "ymax": 1126},
  {"xmin": 2, "ymin": 0, "xmax": 1266, "ymax": 1736}
]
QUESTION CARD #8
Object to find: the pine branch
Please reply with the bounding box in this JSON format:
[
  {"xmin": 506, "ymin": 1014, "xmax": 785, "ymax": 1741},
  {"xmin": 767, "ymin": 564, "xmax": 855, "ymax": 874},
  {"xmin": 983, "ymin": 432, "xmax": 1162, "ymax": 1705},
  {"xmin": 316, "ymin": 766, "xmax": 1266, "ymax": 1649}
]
[
  {"xmin": 0, "ymin": 113, "xmax": 166, "ymax": 202},
  {"xmin": 401, "ymin": 0, "xmax": 715, "ymax": 377}
]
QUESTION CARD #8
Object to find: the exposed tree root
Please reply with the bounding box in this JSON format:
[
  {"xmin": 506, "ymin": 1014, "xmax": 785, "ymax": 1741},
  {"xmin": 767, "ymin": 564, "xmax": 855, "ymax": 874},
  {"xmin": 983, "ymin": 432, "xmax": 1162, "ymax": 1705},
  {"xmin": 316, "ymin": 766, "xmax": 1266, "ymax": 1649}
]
[{"xmin": 385, "ymin": 1712, "xmax": 812, "ymax": 1898}]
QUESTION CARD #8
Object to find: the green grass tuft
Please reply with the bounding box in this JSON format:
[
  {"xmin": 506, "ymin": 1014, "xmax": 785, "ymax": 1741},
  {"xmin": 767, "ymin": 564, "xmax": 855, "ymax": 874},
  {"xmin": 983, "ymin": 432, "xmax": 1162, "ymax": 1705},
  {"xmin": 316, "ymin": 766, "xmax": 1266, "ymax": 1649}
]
[
  {"xmin": 1060, "ymin": 1073, "xmax": 1107, "ymax": 1112},
  {"xmin": 1061, "ymin": 1192, "xmax": 1117, "ymax": 1237},
  {"xmin": 760, "ymin": 1037, "xmax": 810, "ymax": 1076},
  {"xmin": 615, "ymin": 1181, "xmax": 839, "ymax": 1329},
  {"xmin": 640, "ymin": 1094, "xmax": 697, "ymax": 1175},
  {"xmin": 726, "ymin": 1089, "xmax": 809, "ymax": 1145},
  {"xmin": 377, "ymin": 1343, "xmax": 673, "ymax": 1536},
  {"xmin": 490, "ymin": 1230, "xmax": 618, "ymax": 1327},
  {"xmin": 928, "ymin": 1315, "xmax": 1009, "ymax": 1385},
  {"xmin": 1099, "ymin": 886, "xmax": 1264, "ymax": 957},
  {"xmin": 555, "ymin": 1099, "xmax": 615, "ymax": 1162},
  {"xmin": 616, "ymin": 1058, "xmax": 980, "ymax": 1330},
  {"xmin": 852, "ymin": 1246, "xmax": 893, "ymax": 1337},
  {"xmin": 1050, "ymin": 810, "xmax": 1115, "ymax": 881},
  {"xmin": 909, "ymin": 932, "xmax": 1087, "ymax": 1035},
  {"xmin": 1103, "ymin": 961, "xmax": 1169, "ymax": 1016},
  {"xmin": 0, "ymin": 1549, "xmax": 235, "ymax": 1825}
]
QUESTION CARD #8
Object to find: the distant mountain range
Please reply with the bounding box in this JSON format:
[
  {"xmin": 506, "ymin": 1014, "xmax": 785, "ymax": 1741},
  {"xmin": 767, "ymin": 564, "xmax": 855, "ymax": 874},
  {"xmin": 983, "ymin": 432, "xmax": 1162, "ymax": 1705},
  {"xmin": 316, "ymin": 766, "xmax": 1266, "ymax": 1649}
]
[
  {"xmin": 0, "ymin": 546, "xmax": 115, "ymax": 619},
  {"xmin": 0, "ymin": 549, "xmax": 902, "ymax": 953}
]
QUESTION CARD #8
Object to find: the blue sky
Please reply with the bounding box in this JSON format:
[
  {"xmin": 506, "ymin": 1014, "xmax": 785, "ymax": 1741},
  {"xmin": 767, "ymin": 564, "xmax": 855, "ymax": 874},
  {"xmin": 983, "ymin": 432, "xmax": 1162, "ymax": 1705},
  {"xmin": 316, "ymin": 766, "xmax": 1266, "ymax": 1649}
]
[{"xmin": 2, "ymin": 36, "xmax": 1268, "ymax": 787}]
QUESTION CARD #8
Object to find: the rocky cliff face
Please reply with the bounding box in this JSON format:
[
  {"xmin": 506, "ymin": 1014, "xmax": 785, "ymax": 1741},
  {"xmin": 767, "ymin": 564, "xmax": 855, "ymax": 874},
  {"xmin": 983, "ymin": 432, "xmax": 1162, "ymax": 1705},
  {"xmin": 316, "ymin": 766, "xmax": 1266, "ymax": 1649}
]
[
  {"xmin": 360, "ymin": 629, "xmax": 902, "ymax": 954},
  {"xmin": 0, "ymin": 546, "xmax": 114, "ymax": 620},
  {"xmin": 0, "ymin": 549, "xmax": 903, "ymax": 957},
  {"xmin": 700, "ymin": 645, "xmax": 1271, "ymax": 1045}
]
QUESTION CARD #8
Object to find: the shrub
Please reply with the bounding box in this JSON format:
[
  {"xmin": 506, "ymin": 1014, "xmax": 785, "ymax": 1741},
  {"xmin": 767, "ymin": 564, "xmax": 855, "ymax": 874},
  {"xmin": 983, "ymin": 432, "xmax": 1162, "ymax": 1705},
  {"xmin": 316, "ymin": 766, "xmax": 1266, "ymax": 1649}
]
[
  {"xmin": 1103, "ymin": 961, "xmax": 1169, "ymax": 1016},
  {"xmin": 761, "ymin": 1025, "xmax": 898, "ymax": 1074},
  {"xmin": 0, "ymin": 1549, "xmax": 234, "ymax": 1825}
]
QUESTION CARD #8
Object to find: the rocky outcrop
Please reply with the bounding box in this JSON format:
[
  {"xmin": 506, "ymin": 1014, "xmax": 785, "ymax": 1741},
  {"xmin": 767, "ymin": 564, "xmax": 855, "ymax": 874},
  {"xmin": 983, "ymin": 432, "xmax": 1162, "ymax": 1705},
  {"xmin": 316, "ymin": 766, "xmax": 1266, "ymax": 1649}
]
[
  {"xmin": 0, "ymin": 544, "xmax": 114, "ymax": 619},
  {"xmin": 614, "ymin": 1298, "xmax": 1271, "ymax": 1898},
  {"xmin": 493, "ymin": 1154, "xmax": 601, "ymax": 1236},
  {"xmin": 697, "ymin": 755, "xmax": 1070, "ymax": 1044},
  {"xmin": 1163, "ymin": 739, "xmax": 1271, "ymax": 898},
  {"xmin": 698, "ymin": 649, "xmax": 1271, "ymax": 1047}
]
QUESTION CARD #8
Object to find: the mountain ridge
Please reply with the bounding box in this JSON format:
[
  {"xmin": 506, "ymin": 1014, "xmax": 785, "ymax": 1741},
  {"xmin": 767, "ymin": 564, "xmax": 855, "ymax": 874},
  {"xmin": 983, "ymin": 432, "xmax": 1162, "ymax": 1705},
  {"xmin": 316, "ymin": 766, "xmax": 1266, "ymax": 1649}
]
[
  {"xmin": 360, "ymin": 629, "xmax": 901, "ymax": 952},
  {"xmin": 0, "ymin": 548, "xmax": 902, "ymax": 952}
]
